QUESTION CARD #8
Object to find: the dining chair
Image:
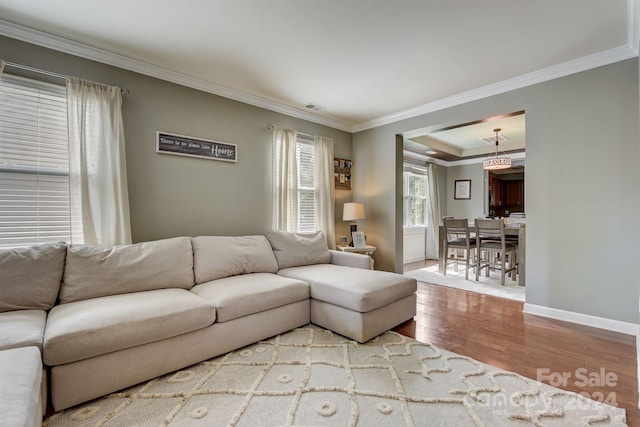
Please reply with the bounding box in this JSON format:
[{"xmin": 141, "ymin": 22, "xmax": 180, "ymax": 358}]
[
  {"xmin": 474, "ymin": 219, "xmax": 517, "ymax": 286},
  {"xmin": 442, "ymin": 218, "xmax": 476, "ymax": 280}
]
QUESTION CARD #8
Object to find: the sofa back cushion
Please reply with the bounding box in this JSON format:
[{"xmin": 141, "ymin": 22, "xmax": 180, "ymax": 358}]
[
  {"xmin": 0, "ymin": 242, "xmax": 67, "ymax": 312},
  {"xmin": 59, "ymin": 237, "xmax": 194, "ymax": 304},
  {"xmin": 266, "ymin": 230, "xmax": 331, "ymax": 269},
  {"xmin": 192, "ymin": 235, "xmax": 279, "ymax": 283}
]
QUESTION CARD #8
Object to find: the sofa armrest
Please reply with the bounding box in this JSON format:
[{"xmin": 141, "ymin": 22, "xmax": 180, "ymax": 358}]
[{"xmin": 329, "ymin": 250, "xmax": 373, "ymax": 270}]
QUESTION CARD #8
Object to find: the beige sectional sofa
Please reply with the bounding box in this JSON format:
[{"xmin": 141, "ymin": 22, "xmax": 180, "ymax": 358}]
[{"xmin": 0, "ymin": 231, "xmax": 416, "ymax": 425}]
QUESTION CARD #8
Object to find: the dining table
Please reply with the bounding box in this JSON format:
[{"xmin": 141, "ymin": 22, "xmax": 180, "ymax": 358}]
[{"xmin": 438, "ymin": 223, "xmax": 526, "ymax": 286}]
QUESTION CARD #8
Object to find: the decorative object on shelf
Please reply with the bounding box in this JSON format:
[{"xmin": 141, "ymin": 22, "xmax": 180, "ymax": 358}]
[
  {"xmin": 156, "ymin": 131, "xmax": 237, "ymax": 163},
  {"xmin": 334, "ymin": 157, "xmax": 352, "ymax": 190},
  {"xmin": 482, "ymin": 128, "xmax": 511, "ymax": 170},
  {"xmin": 352, "ymin": 231, "xmax": 366, "ymax": 248},
  {"xmin": 342, "ymin": 202, "xmax": 365, "ymax": 246},
  {"xmin": 454, "ymin": 180, "xmax": 471, "ymax": 200}
]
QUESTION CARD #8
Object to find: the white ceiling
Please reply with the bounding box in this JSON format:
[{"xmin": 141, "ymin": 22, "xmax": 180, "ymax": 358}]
[
  {"xmin": 429, "ymin": 117, "xmax": 525, "ymax": 151},
  {"xmin": 404, "ymin": 112, "xmax": 526, "ymax": 164},
  {"xmin": 0, "ymin": 1, "xmax": 636, "ymax": 132}
]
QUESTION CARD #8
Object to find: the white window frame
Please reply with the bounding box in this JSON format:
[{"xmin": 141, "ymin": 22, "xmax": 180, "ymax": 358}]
[{"xmin": 403, "ymin": 171, "xmax": 428, "ymax": 228}]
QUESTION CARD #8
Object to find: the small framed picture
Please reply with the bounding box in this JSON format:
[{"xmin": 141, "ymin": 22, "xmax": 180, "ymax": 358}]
[
  {"xmin": 454, "ymin": 179, "xmax": 471, "ymax": 200},
  {"xmin": 352, "ymin": 231, "xmax": 366, "ymax": 248},
  {"xmin": 334, "ymin": 157, "xmax": 352, "ymax": 190}
]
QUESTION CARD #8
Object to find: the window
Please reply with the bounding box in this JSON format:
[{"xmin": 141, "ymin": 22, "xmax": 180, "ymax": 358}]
[
  {"xmin": 403, "ymin": 171, "xmax": 428, "ymax": 227},
  {"xmin": 0, "ymin": 74, "xmax": 71, "ymax": 248},
  {"xmin": 273, "ymin": 134, "xmax": 318, "ymax": 232},
  {"xmin": 273, "ymin": 128, "xmax": 334, "ymax": 244},
  {"xmin": 296, "ymin": 139, "xmax": 317, "ymax": 232}
]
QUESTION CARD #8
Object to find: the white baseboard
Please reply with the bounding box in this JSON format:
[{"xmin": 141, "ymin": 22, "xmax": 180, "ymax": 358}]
[
  {"xmin": 523, "ymin": 303, "xmax": 638, "ymax": 336},
  {"xmin": 637, "ymin": 324, "xmax": 640, "ymax": 408}
]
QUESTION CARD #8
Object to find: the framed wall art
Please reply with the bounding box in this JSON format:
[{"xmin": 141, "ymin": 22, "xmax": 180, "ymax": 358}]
[
  {"xmin": 454, "ymin": 179, "xmax": 471, "ymax": 200},
  {"xmin": 334, "ymin": 157, "xmax": 352, "ymax": 190},
  {"xmin": 156, "ymin": 131, "xmax": 237, "ymax": 163}
]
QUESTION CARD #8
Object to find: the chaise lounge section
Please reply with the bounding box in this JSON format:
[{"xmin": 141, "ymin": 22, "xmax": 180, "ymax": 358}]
[{"xmin": 267, "ymin": 230, "xmax": 417, "ymax": 342}]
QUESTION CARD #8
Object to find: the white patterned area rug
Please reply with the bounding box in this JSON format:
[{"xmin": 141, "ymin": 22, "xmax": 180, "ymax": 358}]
[
  {"xmin": 404, "ymin": 264, "xmax": 525, "ymax": 302},
  {"xmin": 44, "ymin": 325, "xmax": 626, "ymax": 426}
]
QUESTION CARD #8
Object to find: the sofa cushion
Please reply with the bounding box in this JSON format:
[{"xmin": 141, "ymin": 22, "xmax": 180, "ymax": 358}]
[
  {"xmin": 43, "ymin": 288, "xmax": 216, "ymax": 366},
  {"xmin": 278, "ymin": 264, "xmax": 417, "ymax": 313},
  {"xmin": 0, "ymin": 346, "xmax": 43, "ymax": 427},
  {"xmin": 192, "ymin": 235, "xmax": 279, "ymax": 283},
  {"xmin": 59, "ymin": 237, "xmax": 194, "ymax": 304},
  {"xmin": 0, "ymin": 310, "xmax": 47, "ymax": 351},
  {"xmin": 266, "ymin": 230, "xmax": 331, "ymax": 269},
  {"xmin": 191, "ymin": 273, "xmax": 309, "ymax": 322},
  {"xmin": 0, "ymin": 241, "xmax": 66, "ymax": 312}
]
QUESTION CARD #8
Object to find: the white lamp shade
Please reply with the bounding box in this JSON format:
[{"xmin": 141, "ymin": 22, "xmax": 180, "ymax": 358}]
[
  {"xmin": 343, "ymin": 202, "xmax": 365, "ymax": 221},
  {"xmin": 483, "ymin": 156, "xmax": 512, "ymax": 170}
]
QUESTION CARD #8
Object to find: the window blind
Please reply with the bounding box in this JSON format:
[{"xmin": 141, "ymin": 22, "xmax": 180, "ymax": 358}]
[
  {"xmin": 0, "ymin": 74, "xmax": 70, "ymax": 248},
  {"xmin": 296, "ymin": 140, "xmax": 316, "ymax": 232}
]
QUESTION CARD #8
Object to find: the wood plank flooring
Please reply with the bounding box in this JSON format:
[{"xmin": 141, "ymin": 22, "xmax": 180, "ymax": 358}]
[{"xmin": 395, "ymin": 261, "xmax": 639, "ymax": 426}]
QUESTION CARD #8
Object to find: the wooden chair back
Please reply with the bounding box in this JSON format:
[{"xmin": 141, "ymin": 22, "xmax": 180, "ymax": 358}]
[
  {"xmin": 443, "ymin": 218, "xmax": 471, "ymax": 243},
  {"xmin": 475, "ymin": 219, "xmax": 505, "ymax": 245}
]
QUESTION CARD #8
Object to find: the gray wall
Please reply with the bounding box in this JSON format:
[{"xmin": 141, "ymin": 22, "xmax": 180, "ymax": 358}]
[
  {"xmin": 0, "ymin": 36, "xmax": 353, "ymax": 243},
  {"xmin": 445, "ymin": 164, "xmax": 485, "ymax": 219},
  {"xmin": 354, "ymin": 58, "xmax": 640, "ymax": 324},
  {"xmin": 3, "ymin": 35, "xmax": 638, "ymax": 325}
]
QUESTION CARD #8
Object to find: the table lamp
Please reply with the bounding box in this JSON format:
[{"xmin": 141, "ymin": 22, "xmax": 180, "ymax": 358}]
[{"xmin": 342, "ymin": 202, "xmax": 365, "ymax": 246}]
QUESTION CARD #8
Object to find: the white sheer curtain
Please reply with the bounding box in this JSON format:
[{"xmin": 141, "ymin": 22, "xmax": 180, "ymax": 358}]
[
  {"xmin": 272, "ymin": 128, "xmax": 298, "ymax": 231},
  {"xmin": 67, "ymin": 77, "xmax": 132, "ymax": 247},
  {"xmin": 272, "ymin": 129, "xmax": 336, "ymax": 247},
  {"xmin": 314, "ymin": 135, "xmax": 336, "ymax": 249},
  {"xmin": 426, "ymin": 163, "xmax": 441, "ymax": 259}
]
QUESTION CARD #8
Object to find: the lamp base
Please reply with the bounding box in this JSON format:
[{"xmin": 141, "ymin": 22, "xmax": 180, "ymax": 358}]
[{"xmin": 349, "ymin": 222, "xmax": 357, "ymax": 247}]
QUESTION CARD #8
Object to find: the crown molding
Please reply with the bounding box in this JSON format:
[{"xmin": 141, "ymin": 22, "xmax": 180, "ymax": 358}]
[
  {"xmin": 356, "ymin": 0, "xmax": 640, "ymax": 133},
  {"xmin": 353, "ymin": 43, "xmax": 638, "ymax": 133},
  {"xmin": 403, "ymin": 148, "xmax": 526, "ymax": 168},
  {"xmin": 403, "ymin": 150, "xmax": 447, "ymax": 167},
  {"xmin": 0, "ymin": 19, "xmax": 352, "ymax": 133},
  {"xmin": 1, "ymin": 6, "xmax": 638, "ymax": 137}
]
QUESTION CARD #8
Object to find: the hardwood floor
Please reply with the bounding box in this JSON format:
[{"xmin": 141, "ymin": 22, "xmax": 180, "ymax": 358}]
[{"xmin": 394, "ymin": 264, "xmax": 639, "ymax": 426}]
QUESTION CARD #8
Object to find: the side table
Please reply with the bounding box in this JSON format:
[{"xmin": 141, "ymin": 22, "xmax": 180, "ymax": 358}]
[{"xmin": 337, "ymin": 245, "xmax": 376, "ymax": 256}]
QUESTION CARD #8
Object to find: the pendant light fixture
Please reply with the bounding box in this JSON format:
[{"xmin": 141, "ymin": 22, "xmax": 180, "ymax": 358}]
[{"xmin": 483, "ymin": 128, "xmax": 512, "ymax": 170}]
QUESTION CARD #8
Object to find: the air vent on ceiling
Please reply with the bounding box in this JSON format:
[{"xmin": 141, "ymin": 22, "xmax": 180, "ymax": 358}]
[
  {"xmin": 480, "ymin": 134, "xmax": 509, "ymax": 144},
  {"xmin": 304, "ymin": 103, "xmax": 325, "ymax": 111}
]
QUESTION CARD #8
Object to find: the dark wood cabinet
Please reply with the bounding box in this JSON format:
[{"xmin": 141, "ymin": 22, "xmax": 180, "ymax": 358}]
[
  {"xmin": 505, "ymin": 180, "xmax": 524, "ymax": 208},
  {"xmin": 488, "ymin": 174, "xmax": 503, "ymax": 207},
  {"xmin": 488, "ymin": 171, "xmax": 524, "ymax": 215}
]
